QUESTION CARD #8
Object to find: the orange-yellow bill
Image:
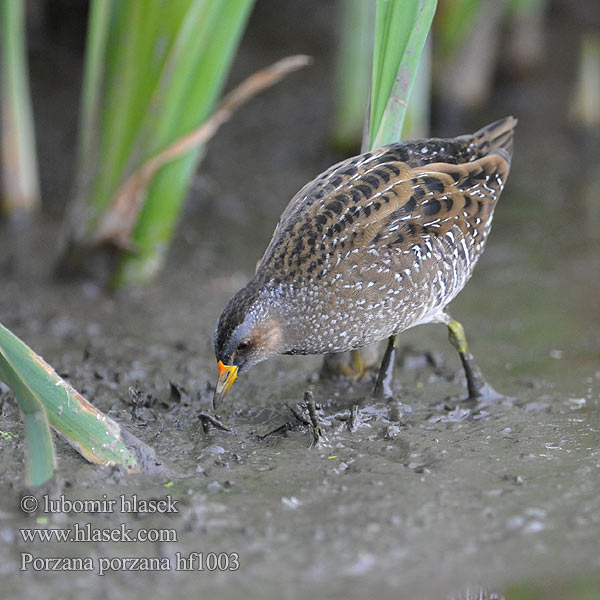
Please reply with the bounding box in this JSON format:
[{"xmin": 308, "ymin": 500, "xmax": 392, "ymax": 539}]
[{"xmin": 213, "ymin": 360, "xmax": 238, "ymax": 409}]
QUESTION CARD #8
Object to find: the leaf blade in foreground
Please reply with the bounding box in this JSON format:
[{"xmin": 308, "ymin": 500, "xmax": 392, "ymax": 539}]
[
  {"xmin": 0, "ymin": 353, "xmax": 55, "ymax": 487},
  {"xmin": 0, "ymin": 323, "xmax": 149, "ymax": 479}
]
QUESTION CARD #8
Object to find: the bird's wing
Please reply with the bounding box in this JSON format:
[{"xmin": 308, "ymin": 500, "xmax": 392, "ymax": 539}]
[
  {"xmin": 259, "ymin": 117, "xmax": 517, "ymax": 268},
  {"xmin": 356, "ymin": 151, "xmax": 511, "ymax": 252},
  {"xmin": 256, "ymin": 148, "xmax": 510, "ymax": 284}
]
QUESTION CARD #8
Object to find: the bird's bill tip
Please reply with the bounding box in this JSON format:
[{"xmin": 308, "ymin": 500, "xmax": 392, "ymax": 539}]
[{"xmin": 213, "ymin": 360, "xmax": 239, "ymax": 409}]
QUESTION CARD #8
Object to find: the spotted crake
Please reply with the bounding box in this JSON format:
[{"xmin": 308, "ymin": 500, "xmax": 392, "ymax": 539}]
[{"xmin": 213, "ymin": 117, "xmax": 517, "ymax": 405}]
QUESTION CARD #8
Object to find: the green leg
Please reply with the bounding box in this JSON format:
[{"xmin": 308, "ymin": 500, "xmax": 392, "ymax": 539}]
[
  {"xmin": 443, "ymin": 314, "xmax": 487, "ymax": 400},
  {"xmin": 321, "ymin": 349, "xmax": 369, "ymax": 379},
  {"xmin": 373, "ymin": 335, "xmax": 397, "ymax": 399},
  {"xmin": 349, "ymin": 349, "xmax": 367, "ymax": 376}
]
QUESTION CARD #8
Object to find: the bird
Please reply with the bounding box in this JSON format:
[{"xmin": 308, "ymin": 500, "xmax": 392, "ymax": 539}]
[{"xmin": 212, "ymin": 117, "xmax": 517, "ymax": 407}]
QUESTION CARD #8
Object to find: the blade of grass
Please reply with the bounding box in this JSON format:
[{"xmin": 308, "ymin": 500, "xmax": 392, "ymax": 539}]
[
  {"xmin": 370, "ymin": 0, "xmax": 437, "ymax": 149},
  {"xmin": 435, "ymin": 0, "xmax": 482, "ymax": 58},
  {"xmin": 369, "ymin": 0, "xmax": 420, "ymax": 147},
  {"xmin": 92, "ymin": 0, "xmax": 168, "ymax": 216},
  {"xmin": 88, "ymin": 0, "xmax": 196, "ymax": 222},
  {"xmin": 64, "ymin": 0, "xmax": 255, "ymax": 287},
  {"xmin": 0, "ymin": 354, "xmax": 55, "ymax": 487},
  {"xmin": 65, "ymin": 0, "xmax": 204, "ymax": 249},
  {"xmin": 93, "ymin": 55, "xmax": 311, "ymax": 248},
  {"xmin": 0, "ymin": 323, "xmax": 150, "ymax": 479},
  {"xmin": 0, "ymin": 0, "xmax": 40, "ymax": 216},
  {"xmin": 76, "ymin": 0, "xmax": 113, "ymax": 180},
  {"xmin": 330, "ymin": 0, "xmax": 375, "ymax": 152},
  {"xmin": 64, "ymin": 0, "xmax": 114, "ymax": 246},
  {"xmin": 136, "ymin": 0, "xmax": 224, "ymax": 161},
  {"xmin": 113, "ymin": 0, "xmax": 255, "ymax": 287}
]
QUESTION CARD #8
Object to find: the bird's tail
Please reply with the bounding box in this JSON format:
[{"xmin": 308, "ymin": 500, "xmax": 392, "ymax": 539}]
[{"xmin": 471, "ymin": 116, "xmax": 518, "ymax": 166}]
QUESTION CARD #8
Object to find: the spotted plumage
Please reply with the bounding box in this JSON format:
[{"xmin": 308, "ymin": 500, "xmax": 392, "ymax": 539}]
[{"xmin": 213, "ymin": 118, "xmax": 516, "ymax": 403}]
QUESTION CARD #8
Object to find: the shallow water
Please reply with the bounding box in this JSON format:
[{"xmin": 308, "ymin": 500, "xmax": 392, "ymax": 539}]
[{"xmin": 1, "ymin": 2, "xmax": 599, "ymax": 598}]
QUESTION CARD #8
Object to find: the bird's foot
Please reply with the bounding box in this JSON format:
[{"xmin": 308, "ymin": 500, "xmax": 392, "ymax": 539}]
[
  {"xmin": 332, "ymin": 404, "xmax": 364, "ymax": 432},
  {"xmin": 320, "ymin": 348, "xmax": 378, "ymax": 381},
  {"xmin": 437, "ymin": 382, "xmax": 505, "ymax": 423},
  {"xmin": 444, "ymin": 317, "xmax": 503, "ymax": 405},
  {"xmin": 372, "ymin": 368, "xmax": 395, "ymax": 399},
  {"xmin": 259, "ymin": 391, "xmax": 324, "ymax": 444},
  {"xmin": 459, "ymin": 353, "xmax": 503, "ymax": 405},
  {"xmin": 467, "ymin": 381, "xmax": 505, "ymax": 406},
  {"xmin": 257, "ymin": 420, "xmax": 294, "ymax": 441},
  {"xmin": 289, "ymin": 391, "xmax": 322, "ymax": 446}
]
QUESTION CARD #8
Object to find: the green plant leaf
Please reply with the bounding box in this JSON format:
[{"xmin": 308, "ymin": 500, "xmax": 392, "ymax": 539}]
[
  {"xmin": 0, "ymin": 0, "xmax": 40, "ymax": 216},
  {"xmin": 330, "ymin": 0, "xmax": 375, "ymax": 151},
  {"xmin": 0, "ymin": 323, "xmax": 147, "ymax": 485},
  {"xmin": 0, "ymin": 350, "xmax": 55, "ymax": 487},
  {"xmin": 113, "ymin": 0, "xmax": 254, "ymax": 287},
  {"xmin": 65, "ymin": 0, "xmax": 255, "ymax": 287},
  {"xmin": 369, "ymin": 0, "xmax": 437, "ymax": 150},
  {"xmin": 75, "ymin": 0, "xmax": 113, "ymax": 181},
  {"xmin": 435, "ymin": 0, "xmax": 482, "ymax": 58}
]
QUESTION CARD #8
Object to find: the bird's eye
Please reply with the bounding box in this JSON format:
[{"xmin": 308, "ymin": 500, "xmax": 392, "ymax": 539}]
[{"xmin": 237, "ymin": 340, "xmax": 251, "ymax": 353}]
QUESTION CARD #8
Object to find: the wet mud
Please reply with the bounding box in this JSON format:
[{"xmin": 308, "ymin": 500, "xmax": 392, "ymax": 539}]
[{"xmin": 1, "ymin": 2, "xmax": 599, "ymax": 598}]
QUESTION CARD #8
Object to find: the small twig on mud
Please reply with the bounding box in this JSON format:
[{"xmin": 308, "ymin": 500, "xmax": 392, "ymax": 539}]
[
  {"xmin": 94, "ymin": 54, "xmax": 312, "ymax": 249},
  {"xmin": 257, "ymin": 421, "xmax": 294, "ymax": 441},
  {"xmin": 198, "ymin": 412, "xmax": 231, "ymax": 433},
  {"xmin": 348, "ymin": 404, "xmax": 360, "ymax": 432},
  {"xmin": 304, "ymin": 390, "xmax": 322, "ymax": 446}
]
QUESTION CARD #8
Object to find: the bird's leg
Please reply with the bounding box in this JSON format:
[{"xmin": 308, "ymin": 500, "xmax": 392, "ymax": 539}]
[
  {"xmin": 321, "ymin": 349, "xmax": 370, "ymax": 379},
  {"xmin": 373, "ymin": 335, "xmax": 397, "ymax": 399},
  {"xmin": 350, "ymin": 349, "xmax": 367, "ymax": 376},
  {"xmin": 441, "ymin": 312, "xmax": 487, "ymax": 400}
]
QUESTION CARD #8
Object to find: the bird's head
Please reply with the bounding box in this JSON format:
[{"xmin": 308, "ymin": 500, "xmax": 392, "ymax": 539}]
[{"xmin": 212, "ymin": 285, "xmax": 285, "ymax": 408}]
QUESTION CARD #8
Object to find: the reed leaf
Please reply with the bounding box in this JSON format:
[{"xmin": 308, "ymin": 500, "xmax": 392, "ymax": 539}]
[
  {"xmin": 0, "ymin": 323, "xmax": 150, "ymax": 485},
  {"xmin": 0, "ymin": 341, "xmax": 55, "ymax": 487},
  {"xmin": 369, "ymin": 0, "xmax": 437, "ymax": 150},
  {"xmin": 330, "ymin": 0, "xmax": 375, "ymax": 152},
  {"xmin": 0, "ymin": 0, "xmax": 40, "ymax": 216},
  {"xmin": 75, "ymin": 0, "xmax": 112, "ymax": 184},
  {"xmin": 114, "ymin": 0, "xmax": 254, "ymax": 287},
  {"xmin": 93, "ymin": 56, "xmax": 311, "ymax": 249},
  {"xmin": 65, "ymin": 0, "xmax": 255, "ymax": 287}
]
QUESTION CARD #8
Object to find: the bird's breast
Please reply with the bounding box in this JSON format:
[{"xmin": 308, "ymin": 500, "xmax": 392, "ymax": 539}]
[{"xmin": 260, "ymin": 221, "xmax": 487, "ymax": 356}]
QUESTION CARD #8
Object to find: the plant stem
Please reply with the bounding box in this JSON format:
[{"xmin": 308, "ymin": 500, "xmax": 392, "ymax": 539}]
[
  {"xmin": 0, "ymin": 323, "xmax": 154, "ymax": 485},
  {"xmin": 330, "ymin": 0, "xmax": 375, "ymax": 152},
  {"xmin": 0, "ymin": 0, "xmax": 40, "ymax": 217},
  {"xmin": 113, "ymin": 0, "xmax": 254, "ymax": 287},
  {"xmin": 369, "ymin": 0, "xmax": 437, "ymax": 149}
]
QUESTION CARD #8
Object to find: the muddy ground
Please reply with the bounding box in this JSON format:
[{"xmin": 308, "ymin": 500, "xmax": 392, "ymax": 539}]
[{"xmin": 1, "ymin": 2, "xmax": 599, "ymax": 599}]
